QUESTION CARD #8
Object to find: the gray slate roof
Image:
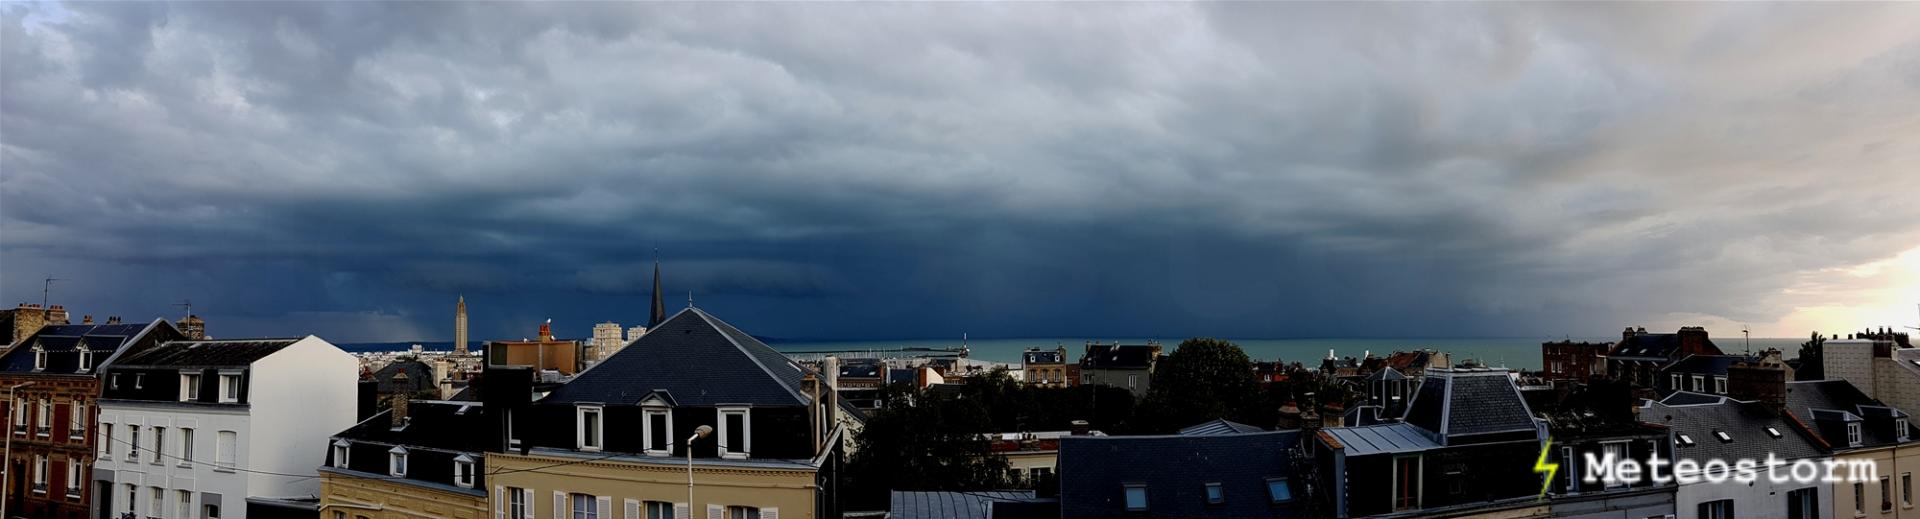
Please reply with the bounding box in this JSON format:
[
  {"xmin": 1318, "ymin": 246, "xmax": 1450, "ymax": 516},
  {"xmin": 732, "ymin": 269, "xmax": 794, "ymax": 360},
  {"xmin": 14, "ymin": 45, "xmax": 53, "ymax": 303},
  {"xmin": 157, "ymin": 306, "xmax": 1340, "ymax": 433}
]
[
  {"xmin": 1402, "ymin": 369, "xmax": 1539, "ymax": 441},
  {"xmin": 1643, "ymin": 398, "xmax": 1825, "ymax": 463},
  {"xmin": 541, "ymin": 308, "xmax": 810, "ymax": 407},
  {"xmin": 1785, "ymin": 380, "xmax": 1917, "ymax": 450},
  {"xmin": 1318, "ymin": 423, "xmax": 1443, "ymax": 455},
  {"xmin": 1179, "ymin": 418, "xmax": 1264, "ymax": 436},
  {"xmin": 889, "ymin": 491, "xmax": 1038, "ymax": 519},
  {"xmin": 1660, "ymin": 354, "xmax": 1756, "ymax": 376},
  {"xmin": 111, "ymin": 338, "xmax": 302, "ymax": 368},
  {"xmin": 1059, "ymin": 430, "xmax": 1302, "ymax": 518}
]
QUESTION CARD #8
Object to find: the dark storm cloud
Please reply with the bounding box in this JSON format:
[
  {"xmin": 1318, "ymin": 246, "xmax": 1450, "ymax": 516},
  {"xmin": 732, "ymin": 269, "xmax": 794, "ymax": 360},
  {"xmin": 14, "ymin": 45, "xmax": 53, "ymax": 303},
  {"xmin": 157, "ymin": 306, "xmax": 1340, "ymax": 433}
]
[{"xmin": 4, "ymin": 2, "xmax": 1919, "ymax": 341}]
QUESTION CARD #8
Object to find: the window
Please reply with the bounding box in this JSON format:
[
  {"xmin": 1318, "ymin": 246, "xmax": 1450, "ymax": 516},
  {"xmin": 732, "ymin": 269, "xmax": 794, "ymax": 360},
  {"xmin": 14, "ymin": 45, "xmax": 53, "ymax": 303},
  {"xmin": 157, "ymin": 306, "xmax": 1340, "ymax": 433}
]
[
  {"xmin": 1677, "ymin": 434, "xmax": 1695, "ymax": 446},
  {"xmin": 1123, "ymin": 483, "xmax": 1148, "ymax": 511},
  {"xmin": 644, "ymin": 407, "xmax": 672, "ymax": 456},
  {"xmin": 1714, "ymin": 376, "xmax": 1727, "ymax": 394},
  {"xmin": 69, "ymin": 401, "xmax": 85, "ymax": 439},
  {"xmin": 181, "ymin": 373, "xmax": 201, "ymax": 401},
  {"xmin": 644, "ymin": 501, "xmax": 674, "ymax": 519},
  {"xmin": 101, "ymin": 422, "xmax": 114, "ymax": 459},
  {"xmin": 1903, "ymin": 472, "xmax": 1913, "ymax": 508},
  {"xmin": 1669, "ymin": 373, "xmax": 1681, "ymax": 390},
  {"xmin": 1691, "ymin": 375, "xmax": 1704, "ymax": 393},
  {"xmin": 570, "ymin": 493, "xmax": 600, "ymax": 519},
  {"xmin": 124, "ymin": 484, "xmax": 136, "ymax": 513},
  {"xmin": 1714, "ymin": 431, "xmax": 1732, "ymax": 443},
  {"xmin": 1392, "ymin": 455, "xmax": 1419, "ymax": 511},
  {"xmin": 1767, "ymin": 427, "xmax": 1783, "ymax": 438},
  {"xmin": 149, "ymin": 486, "xmax": 163, "ymax": 518},
  {"xmin": 453, "ymin": 454, "xmax": 475, "ymax": 488},
  {"xmin": 78, "ymin": 350, "xmax": 92, "ymax": 371},
  {"xmin": 216, "ymin": 430, "xmax": 236, "ymax": 469},
  {"xmin": 65, "ymin": 455, "xmax": 81, "ymax": 495},
  {"xmin": 153, "ymin": 426, "xmax": 166, "ymax": 465},
  {"xmin": 34, "ymin": 349, "xmax": 45, "ymax": 370},
  {"xmin": 388, "ymin": 447, "xmax": 408, "ymax": 477},
  {"xmin": 1884, "ymin": 476, "xmax": 1894, "ymax": 512},
  {"xmin": 1127, "ymin": 374, "xmax": 1138, "ymax": 388},
  {"xmin": 130, "ymin": 425, "xmax": 142, "ymax": 462},
  {"xmin": 1601, "ymin": 441, "xmax": 1630, "ymax": 487},
  {"xmin": 1900, "ymin": 419, "xmax": 1910, "ymax": 442},
  {"xmin": 507, "ymin": 487, "xmax": 529, "ymax": 519},
  {"xmin": 1699, "ymin": 499, "xmax": 1734, "ymax": 519},
  {"xmin": 1788, "ymin": 487, "xmax": 1820, "ymax": 519},
  {"xmin": 506, "ymin": 409, "xmax": 519, "ymax": 448},
  {"xmin": 719, "ymin": 407, "xmax": 750, "ymax": 459},
  {"xmin": 205, "ymin": 503, "xmax": 221, "ymax": 519},
  {"xmin": 177, "ymin": 489, "xmax": 191, "ymax": 519},
  {"xmin": 220, "ymin": 374, "xmax": 242, "ymax": 402},
  {"xmin": 1203, "ymin": 482, "xmax": 1224, "ymax": 504},
  {"xmin": 135, "ymin": 373, "xmax": 144, "ymax": 389},
  {"xmin": 180, "ymin": 427, "xmax": 195, "ymax": 465},
  {"xmin": 36, "ymin": 398, "xmax": 49, "ymax": 436},
  {"xmin": 32, "ymin": 455, "xmax": 46, "ymax": 493},
  {"xmin": 725, "ymin": 506, "xmax": 759, "ymax": 519},
  {"xmin": 13, "ymin": 397, "xmax": 26, "ymax": 434},
  {"xmin": 577, "ymin": 405, "xmax": 603, "ymax": 451},
  {"xmin": 1028, "ymin": 467, "xmax": 1052, "ymax": 482},
  {"xmin": 1857, "ymin": 482, "xmax": 1867, "ymax": 514},
  {"xmin": 1267, "ymin": 478, "xmax": 1292, "ymax": 503},
  {"xmin": 1849, "ymin": 423, "xmax": 1863, "ymax": 446},
  {"xmin": 332, "ymin": 440, "xmax": 349, "ymax": 468},
  {"xmin": 110, "ymin": 374, "xmax": 120, "ymax": 390}
]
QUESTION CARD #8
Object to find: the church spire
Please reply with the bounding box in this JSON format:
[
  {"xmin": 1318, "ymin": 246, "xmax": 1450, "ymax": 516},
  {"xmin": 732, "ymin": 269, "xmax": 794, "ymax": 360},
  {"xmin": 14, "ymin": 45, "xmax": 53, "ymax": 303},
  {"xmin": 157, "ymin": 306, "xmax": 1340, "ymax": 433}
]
[{"xmin": 648, "ymin": 252, "xmax": 665, "ymax": 327}]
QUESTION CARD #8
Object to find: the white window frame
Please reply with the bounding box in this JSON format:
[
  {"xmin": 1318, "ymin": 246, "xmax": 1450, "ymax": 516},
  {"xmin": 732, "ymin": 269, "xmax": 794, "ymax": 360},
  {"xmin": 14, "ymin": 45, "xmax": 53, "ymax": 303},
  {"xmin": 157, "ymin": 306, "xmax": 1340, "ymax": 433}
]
[
  {"xmin": 215, "ymin": 430, "xmax": 236, "ymax": 471},
  {"xmin": 1899, "ymin": 418, "xmax": 1910, "ymax": 442},
  {"xmin": 1691, "ymin": 375, "xmax": 1705, "ymax": 393},
  {"xmin": 1713, "ymin": 376, "xmax": 1727, "ymax": 394},
  {"xmin": 1849, "ymin": 423, "xmax": 1863, "ymax": 446},
  {"xmin": 134, "ymin": 373, "xmax": 144, "ymax": 389},
  {"xmin": 35, "ymin": 398, "xmax": 50, "ymax": 437},
  {"xmin": 152, "ymin": 426, "xmax": 166, "ymax": 465},
  {"xmin": 68, "ymin": 401, "xmax": 85, "ymax": 440},
  {"xmin": 180, "ymin": 372, "xmax": 202, "ymax": 402},
  {"xmin": 31, "ymin": 454, "xmax": 46, "ymax": 492},
  {"xmin": 577, "ymin": 405, "xmax": 604, "ymax": 452},
  {"xmin": 643, "ymin": 407, "xmax": 673, "ymax": 457},
  {"xmin": 100, "ymin": 421, "xmax": 113, "ymax": 459},
  {"xmin": 218, "ymin": 373, "xmax": 242, "ymax": 403},
  {"xmin": 506, "ymin": 408, "xmax": 520, "ymax": 448},
  {"xmin": 65, "ymin": 456, "xmax": 81, "ymax": 496},
  {"xmin": 454, "ymin": 454, "xmax": 475, "ymax": 488},
  {"xmin": 176, "ymin": 489, "xmax": 191, "ymax": 519},
  {"xmin": 78, "ymin": 350, "xmax": 92, "ymax": 371},
  {"xmin": 333, "ymin": 439, "xmax": 350, "ymax": 468},
  {"xmin": 33, "ymin": 349, "xmax": 45, "ymax": 371},
  {"xmin": 1601, "ymin": 441, "xmax": 1630, "ymax": 488},
  {"xmin": 1670, "ymin": 373, "xmax": 1681, "ymax": 390},
  {"xmin": 717, "ymin": 407, "xmax": 751, "ymax": 459},
  {"xmin": 389, "ymin": 446, "xmax": 408, "ymax": 477},
  {"xmin": 129, "ymin": 425, "xmax": 142, "ymax": 462},
  {"xmin": 179, "ymin": 427, "xmax": 194, "ymax": 466}
]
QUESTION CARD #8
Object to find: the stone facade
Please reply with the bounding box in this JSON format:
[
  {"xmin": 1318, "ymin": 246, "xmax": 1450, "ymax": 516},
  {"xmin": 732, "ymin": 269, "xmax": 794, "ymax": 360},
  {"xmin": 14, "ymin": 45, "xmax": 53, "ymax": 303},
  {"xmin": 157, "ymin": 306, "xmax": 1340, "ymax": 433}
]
[{"xmin": 321, "ymin": 469, "xmax": 489, "ymax": 519}]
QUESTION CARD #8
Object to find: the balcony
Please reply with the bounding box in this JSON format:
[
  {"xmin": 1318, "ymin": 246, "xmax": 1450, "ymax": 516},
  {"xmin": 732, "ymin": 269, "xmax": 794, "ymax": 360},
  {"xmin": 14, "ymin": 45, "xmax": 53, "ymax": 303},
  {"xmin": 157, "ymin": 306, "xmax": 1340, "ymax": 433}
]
[
  {"xmin": 66, "ymin": 486, "xmax": 80, "ymax": 498},
  {"xmin": 30, "ymin": 482, "xmax": 47, "ymax": 494},
  {"xmin": 36, "ymin": 425, "xmax": 50, "ymax": 437},
  {"xmin": 11, "ymin": 424, "xmax": 23, "ymax": 435}
]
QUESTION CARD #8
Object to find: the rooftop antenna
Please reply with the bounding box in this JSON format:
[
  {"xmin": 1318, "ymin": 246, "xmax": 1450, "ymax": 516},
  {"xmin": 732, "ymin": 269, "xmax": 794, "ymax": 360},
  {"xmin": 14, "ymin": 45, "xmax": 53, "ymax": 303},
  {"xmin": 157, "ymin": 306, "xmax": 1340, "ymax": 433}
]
[
  {"xmin": 41, "ymin": 277, "xmax": 59, "ymax": 314},
  {"xmin": 174, "ymin": 299, "xmax": 194, "ymax": 317},
  {"xmin": 687, "ymin": 291, "xmax": 694, "ymax": 309},
  {"xmin": 1741, "ymin": 325, "xmax": 1751, "ymax": 355}
]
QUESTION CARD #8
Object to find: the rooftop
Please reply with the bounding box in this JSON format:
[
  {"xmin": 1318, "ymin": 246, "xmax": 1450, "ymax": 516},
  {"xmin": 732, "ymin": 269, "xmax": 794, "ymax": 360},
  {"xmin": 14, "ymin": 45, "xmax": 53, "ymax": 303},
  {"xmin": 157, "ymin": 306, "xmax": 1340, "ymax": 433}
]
[
  {"xmin": 540, "ymin": 308, "xmax": 812, "ymax": 407},
  {"xmin": 113, "ymin": 338, "xmax": 303, "ymax": 368}
]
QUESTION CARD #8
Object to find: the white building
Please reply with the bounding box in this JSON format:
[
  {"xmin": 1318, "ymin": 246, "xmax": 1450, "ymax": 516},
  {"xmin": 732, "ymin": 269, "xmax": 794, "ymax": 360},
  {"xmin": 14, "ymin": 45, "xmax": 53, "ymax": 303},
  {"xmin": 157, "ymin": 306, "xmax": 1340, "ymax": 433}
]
[
  {"xmin": 1824, "ymin": 334, "xmax": 1920, "ymax": 419},
  {"xmin": 94, "ymin": 336, "xmax": 358, "ymax": 519},
  {"xmin": 1647, "ymin": 394, "xmax": 1833, "ymax": 519},
  {"xmin": 591, "ymin": 322, "xmax": 624, "ymax": 363},
  {"xmin": 625, "ymin": 325, "xmax": 647, "ymax": 342}
]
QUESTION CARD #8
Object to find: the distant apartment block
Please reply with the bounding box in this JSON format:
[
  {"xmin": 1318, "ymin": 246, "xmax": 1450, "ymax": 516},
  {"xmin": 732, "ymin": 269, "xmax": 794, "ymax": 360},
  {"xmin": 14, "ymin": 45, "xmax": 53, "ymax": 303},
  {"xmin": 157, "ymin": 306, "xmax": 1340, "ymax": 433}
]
[
  {"xmin": 1021, "ymin": 346, "xmax": 1075, "ymax": 388},
  {"xmin": 1541, "ymin": 339, "xmax": 1610, "ymax": 383},
  {"xmin": 485, "ymin": 320, "xmax": 586, "ymax": 376},
  {"xmin": 1823, "ymin": 329, "xmax": 1920, "ymax": 420},
  {"xmin": 1607, "ymin": 326, "xmax": 1724, "ymax": 388},
  {"xmin": 591, "ymin": 321, "xmax": 625, "ymax": 363},
  {"xmin": 1079, "ymin": 341, "xmax": 1160, "ymax": 396}
]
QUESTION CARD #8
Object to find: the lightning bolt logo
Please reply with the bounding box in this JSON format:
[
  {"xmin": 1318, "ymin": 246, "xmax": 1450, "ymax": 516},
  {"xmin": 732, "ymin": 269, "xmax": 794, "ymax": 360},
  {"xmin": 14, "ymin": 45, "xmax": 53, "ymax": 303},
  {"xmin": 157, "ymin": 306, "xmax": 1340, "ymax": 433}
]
[{"xmin": 1533, "ymin": 437, "xmax": 1558, "ymax": 501}]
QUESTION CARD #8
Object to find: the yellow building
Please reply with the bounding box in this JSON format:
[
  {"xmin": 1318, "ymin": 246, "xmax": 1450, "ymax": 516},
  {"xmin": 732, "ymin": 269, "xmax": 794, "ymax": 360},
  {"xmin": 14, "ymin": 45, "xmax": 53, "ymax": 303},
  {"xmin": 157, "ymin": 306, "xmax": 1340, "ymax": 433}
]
[
  {"xmin": 485, "ymin": 308, "xmax": 853, "ymax": 519},
  {"xmin": 1783, "ymin": 381, "xmax": 1920, "ymax": 519},
  {"xmin": 318, "ymin": 399, "xmax": 493, "ymax": 519}
]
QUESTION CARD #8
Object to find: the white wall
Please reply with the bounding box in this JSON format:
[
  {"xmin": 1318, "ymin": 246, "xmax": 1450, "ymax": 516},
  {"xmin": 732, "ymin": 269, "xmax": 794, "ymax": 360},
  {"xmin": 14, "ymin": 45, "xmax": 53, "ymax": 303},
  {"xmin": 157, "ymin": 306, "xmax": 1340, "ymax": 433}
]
[
  {"xmin": 1673, "ymin": 461, "xmax": 1832, "ymax": 519},
  {"xmin": 247, "ymin": 335, "xmax": 358, "ymax": 499},
  {"xmin": 1826, "ymin": 340, "xmax": 1876, "ymax": 394},
  {"xmin": 97, "ymin": 403, "xmax": 252, "ymax": 519}
]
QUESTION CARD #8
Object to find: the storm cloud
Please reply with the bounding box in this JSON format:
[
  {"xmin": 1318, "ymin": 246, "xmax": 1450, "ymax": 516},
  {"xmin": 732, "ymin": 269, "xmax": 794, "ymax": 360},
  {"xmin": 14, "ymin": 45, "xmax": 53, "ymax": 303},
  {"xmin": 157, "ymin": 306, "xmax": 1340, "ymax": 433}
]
[{"xmin": 4, "ymin": 2, "xmax": 1918, "ymax": 342}]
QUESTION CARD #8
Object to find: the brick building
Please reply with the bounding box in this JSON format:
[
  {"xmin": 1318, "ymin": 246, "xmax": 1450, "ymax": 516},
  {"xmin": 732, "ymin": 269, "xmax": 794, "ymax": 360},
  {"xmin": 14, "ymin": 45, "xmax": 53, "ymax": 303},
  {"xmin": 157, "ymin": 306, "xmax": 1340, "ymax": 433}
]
[
  {"xmin": 0, "ymin": 319, "xmax": 180, "ymax": 519},
  {"xmin": 1539, "ymin": 340, "xmax": 1610, "ymax": 383},
  {"xmin": 0, "ymin": 303, "xmax": 72, "ymax": 346}
]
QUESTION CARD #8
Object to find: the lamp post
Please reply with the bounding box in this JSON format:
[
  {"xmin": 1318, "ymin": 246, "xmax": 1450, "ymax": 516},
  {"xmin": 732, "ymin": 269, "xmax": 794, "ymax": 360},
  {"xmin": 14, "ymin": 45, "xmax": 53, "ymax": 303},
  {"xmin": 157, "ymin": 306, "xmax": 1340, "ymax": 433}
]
[
  {"xmin": 687, "ymin": 425, "xmax": 714, "ymax": 518},
  {"xmin": 1, "ymin": 381, "xmax": 34, "ymax": 519}
]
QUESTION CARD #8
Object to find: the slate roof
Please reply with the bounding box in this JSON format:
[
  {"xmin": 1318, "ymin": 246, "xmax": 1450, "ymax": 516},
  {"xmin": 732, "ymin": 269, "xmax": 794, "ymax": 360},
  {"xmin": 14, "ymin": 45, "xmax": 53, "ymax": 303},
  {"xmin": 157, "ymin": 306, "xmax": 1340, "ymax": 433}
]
[
  {"xmin": 887, "ymin": 368, "xmax": 917, "ymax": 386},
  {"xmin": 1643, "ymin": 398, "xmax": 1825, "ymax": 464},
  {"xmin": 1660, "ymin": 354, "xmax": 1756, "ymax": 377},
  {"xmin": 838, "ymin": 358, "xmax": 882, "ymax": 379},
  {"xmin": 1059, "ymin": 430, "xmax": 1303, "ymax": 518},
  {"xmin": 0, "ymin": 322, "xmax": 161, "ymax": 373},
  {"xmin": 373, "ymin": 360, "xmax": 437, "ymax": 393},
  {"xmin": 1659, "ymin": 391, "xmax": 1727, "ymax": 406},
  {"xmin": 113, "ymin": 338, "xmax": 302, "ymax": 368},
  {"xmin": 1318, "ymin": 423, "xmax": 1443, "ymax": 455},
  {"xmin": 1401, "ymin": 369, "xmax": 1539, "ymax": 441},
  {"xmin": 1785, "ymin": 380, "xmax": 1917, "ymax": 450},
  {"xmin": 889, "ymin": 491, "xmax": 1039, "ymax": 519},
  {"xmin": 1022, "ymin": 349, "xmax": 1065, "ymax": 365},
  {"xmin": 1179, "ymin": 418, "xmax": 1264, "ymax": 436},
  {"xmin": 335, "ymin": 400, "xmax": 493, "ymax": 453},
  {"xmin": 540, "ymin": 308, "xmax": 811, "ymax": 407},
  {"xmin": 1081, "ymin": 344, "xmax": 1155, "ymax": 369},
  {"xmin": 1383, "ymin": 351, "xmax": 1430, "ymax": 371},
  {"xmin": 1342, "ymin": 405, "xmax": 1388, "ymax": 427},
  {"xmin": 1609, "ymin": 332, "xmax": 1718, "ymax": 359}
]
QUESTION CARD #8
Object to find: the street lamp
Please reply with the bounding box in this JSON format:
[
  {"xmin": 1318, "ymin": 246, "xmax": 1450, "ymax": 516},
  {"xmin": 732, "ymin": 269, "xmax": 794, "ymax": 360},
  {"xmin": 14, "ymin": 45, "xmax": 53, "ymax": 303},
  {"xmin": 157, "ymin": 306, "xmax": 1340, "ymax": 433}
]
[
  {"xmin": 2, "ymin": 381, "xmax": 35, "ymax": 519},
  {"xmin": 687, "ymin": 425, "xmax": 714, "ymax": 517}
]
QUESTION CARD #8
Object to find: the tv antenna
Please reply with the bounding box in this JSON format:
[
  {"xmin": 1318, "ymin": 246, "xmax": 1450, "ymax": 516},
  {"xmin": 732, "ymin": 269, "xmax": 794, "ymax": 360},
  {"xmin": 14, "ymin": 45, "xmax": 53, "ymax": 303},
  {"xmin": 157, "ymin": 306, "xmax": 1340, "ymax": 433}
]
[
  {"xmin": 1741, "ymin": 325, "xmax": 1750, "ymax": 355},
  {"xmin": 173, "ymin": 299, "xmax": 193, "ymax": 316},
  {"xmin": 41, "ymin": 277, "xmax": 60, "ymax": 312}
]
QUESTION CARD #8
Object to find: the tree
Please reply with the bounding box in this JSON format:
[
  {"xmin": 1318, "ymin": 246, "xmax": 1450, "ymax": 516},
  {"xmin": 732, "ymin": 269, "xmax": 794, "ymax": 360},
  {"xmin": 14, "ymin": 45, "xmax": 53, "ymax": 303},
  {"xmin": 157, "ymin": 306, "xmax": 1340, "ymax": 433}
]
[
  {"xmin": 1135, "ymin": 337, "xmax": 1259, "ymax": 433},
  {"xmin": 1797, "ymin": 331, "xmax": 1826, "ymax": 381},
  {"xmin": 843, "ymin": 383, "xmax": 1013, "ymax": 511}
]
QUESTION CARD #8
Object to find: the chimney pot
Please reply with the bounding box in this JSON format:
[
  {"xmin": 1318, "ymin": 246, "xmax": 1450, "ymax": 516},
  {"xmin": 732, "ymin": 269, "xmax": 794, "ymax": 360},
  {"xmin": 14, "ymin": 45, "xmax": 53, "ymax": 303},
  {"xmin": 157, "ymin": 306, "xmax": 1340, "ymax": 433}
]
[{"xmin": 82, "ymin": 315, "xmax": 93, "ymax": 324}]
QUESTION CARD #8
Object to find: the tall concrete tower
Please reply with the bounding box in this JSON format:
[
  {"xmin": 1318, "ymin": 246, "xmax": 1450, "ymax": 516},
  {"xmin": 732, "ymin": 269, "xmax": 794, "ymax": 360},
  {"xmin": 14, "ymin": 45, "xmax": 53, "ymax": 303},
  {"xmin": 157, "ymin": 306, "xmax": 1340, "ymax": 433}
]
[{"xmin": 455, "ymin": 295, "xmax": 469, "ymax": 355}]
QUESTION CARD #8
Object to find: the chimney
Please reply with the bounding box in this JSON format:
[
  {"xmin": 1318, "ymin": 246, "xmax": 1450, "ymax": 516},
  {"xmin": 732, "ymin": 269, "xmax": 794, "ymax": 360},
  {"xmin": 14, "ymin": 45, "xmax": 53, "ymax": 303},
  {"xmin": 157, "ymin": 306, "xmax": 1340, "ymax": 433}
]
[
  {"xmin": 434, "ymin": 359, "xmax": 452, "ymax": 399},
  {"xmin": 1070, "ymin": 419, "xmax": 1091, "ymax": 436},
  {"xmin": 1727, "ymin": 349, "xmax": 1790, "ymax": 412},
  {"xmin": 822, "ymin": 356, "xmax": 840, "ymax": 430},
  {"xmin": 1623, "ymin": 326, "xmax": 1636, "ymax": 342},
  {"xmin": 1678, "ymin": 327, "xmax": 1708, "ymax": 355},
  {"xmin": 46, "ymin": 305, "xmax": 68, "ymax": 325},
  {"xmin": 538, "ymin": 319, "xmax": 554, "ymax": 342},
  {"xmin": 82, "ymin": 315, "xmax": 93, "ymax": 325},
  {"xmin": 391, "ymin": 392, "xmax": 411, "ymax": 429},
  {"xmin": 106, "ymin": 316, "xmax": 122, "ymax": 325}
]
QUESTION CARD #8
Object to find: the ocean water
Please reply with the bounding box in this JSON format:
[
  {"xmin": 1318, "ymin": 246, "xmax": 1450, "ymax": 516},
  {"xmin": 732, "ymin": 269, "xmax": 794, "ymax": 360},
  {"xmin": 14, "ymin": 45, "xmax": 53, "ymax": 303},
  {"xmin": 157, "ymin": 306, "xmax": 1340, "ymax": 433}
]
[{"xmin": 339, "ymin": 337, "xmax": 1812, "ymax": 372}]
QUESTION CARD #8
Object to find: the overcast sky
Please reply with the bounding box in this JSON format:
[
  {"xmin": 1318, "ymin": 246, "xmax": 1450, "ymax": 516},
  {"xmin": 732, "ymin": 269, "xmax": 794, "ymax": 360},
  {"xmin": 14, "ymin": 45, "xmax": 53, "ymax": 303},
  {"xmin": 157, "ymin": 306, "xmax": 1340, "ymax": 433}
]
[{"xmin": 4, "ymin": 2, "xmax": 1918, "ymax": 343}]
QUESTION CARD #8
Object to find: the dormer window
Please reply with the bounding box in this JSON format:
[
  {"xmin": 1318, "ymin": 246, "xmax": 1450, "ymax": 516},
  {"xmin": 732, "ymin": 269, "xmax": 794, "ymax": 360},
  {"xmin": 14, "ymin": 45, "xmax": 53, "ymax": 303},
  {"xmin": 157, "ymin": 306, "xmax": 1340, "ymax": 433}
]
[
  {"xmin": 1691, "ymin": 375, "xmax": 1705, "ymax": 393},
  {"xmin": 388, "ymin": 447, "xmax": 408, "ymax": 477},
  {"xmin": 1670, "ymin": 373, "xmax": 1681, "ymax": 390},
  {"xmin": 32, "ymin": 348, "xmax": 45, "ymax": 371},
  {"xmin": 331, "ymin": 440, "xmax": 350, "ymax": 468},
  {"xmin": 717, "ymin": 407, "xmax": 750, "ymax": 459},
  {"xmin": 1713, "ymin": 376, "xmax": 1727, "ymax": 395},
  {"xmin": 453, "ymin": 454, "xmax": 476, "ymax": 488},
  {"xmin": 643, "ymin": 407, "xmax": 673, "ymax": 457},
  {"xmin": 77, "ymin": 350, "xmax": 92, "ymax": 371},
  {"xmin": 1847, "ymin": 423, "xmax": 1863, "ymax": 446},
  {"xmin": 576, "ymin": 405, "xmax": 603, "ymax": 452},
  {"xmin": 180, "ymin": 373, "xmax": 202, "ymax": 402},
  {"xmin": 134, "ymin": 374, "xmax": 144, "ymax": 389},
  {"xmin": 218, "ymin": 374, "xmax": 241, "ymax": 403},
  {"xmin": 1898, "ymin": 419, "xmax": 1910, "ymax": 442}
]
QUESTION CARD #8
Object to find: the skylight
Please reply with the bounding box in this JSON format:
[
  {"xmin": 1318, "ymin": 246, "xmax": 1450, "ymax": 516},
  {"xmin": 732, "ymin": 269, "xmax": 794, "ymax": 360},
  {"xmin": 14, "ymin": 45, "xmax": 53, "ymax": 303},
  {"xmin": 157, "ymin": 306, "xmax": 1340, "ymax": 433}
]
[
  {"xmin": 1677, "ymin": 434, "xmax": 1695, "ymax": 446},
  {"xmin": 1715, "ymin": 431, "xmax": 1732, "ymax": 442},
  {"xmin": 1766, "ymin": 427, "xmax": 1782, "ymax": 438}
]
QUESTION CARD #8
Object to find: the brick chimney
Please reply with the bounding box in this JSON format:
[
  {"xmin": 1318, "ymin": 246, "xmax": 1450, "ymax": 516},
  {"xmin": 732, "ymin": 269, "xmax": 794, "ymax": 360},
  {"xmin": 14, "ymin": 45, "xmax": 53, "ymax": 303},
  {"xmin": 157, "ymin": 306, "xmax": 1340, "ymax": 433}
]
[
  {"xmin": 1728, "ymin": 349, "xmax": 1791, "ymax": 412},
  {"xmin": 82, "ymin": 315, "xmax": 93, "ymax": 325},
  {"xmin": 1623, "ymin": 326, "xmax": 1637, "ymax": 342},
  {"xmin": 46, "ymin": 305, "xmax": 68, "ymax": 325},
  {"xmin": 1678, "ymin": 327, "xmax": 1710, "ymax": 355},
  {"xmin": 105, "ymin": 316, "xmax": 121, "ymax": 325},
  {"xmin": 391, "ymin": 392, "xmax": 410, "ymax": 429}
]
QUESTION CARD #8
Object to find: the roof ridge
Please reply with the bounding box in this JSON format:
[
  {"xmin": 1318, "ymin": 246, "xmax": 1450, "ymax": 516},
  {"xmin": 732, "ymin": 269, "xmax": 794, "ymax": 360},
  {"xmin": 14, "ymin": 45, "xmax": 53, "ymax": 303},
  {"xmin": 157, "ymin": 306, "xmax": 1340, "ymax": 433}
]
[{"xmin": 690, "ymin": 308, "xmax": 807, "ymax": 405}]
